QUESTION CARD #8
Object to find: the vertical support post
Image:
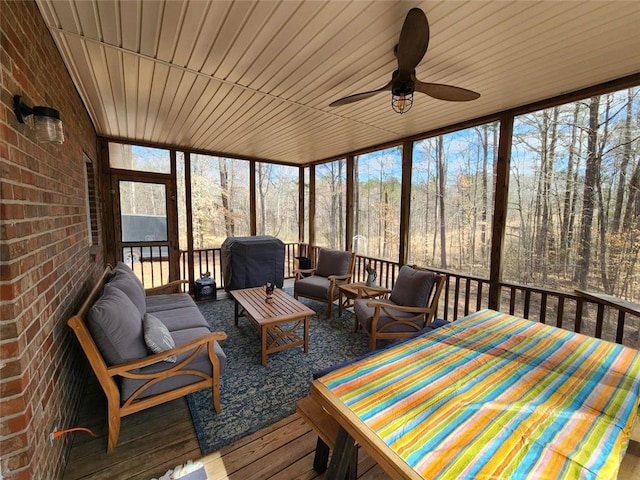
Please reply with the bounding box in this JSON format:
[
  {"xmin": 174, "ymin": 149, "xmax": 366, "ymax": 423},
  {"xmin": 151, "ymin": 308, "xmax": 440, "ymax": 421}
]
[
  {"xmin": 345, "ymin": 155, "xmax": 354, "ymax": 251},
  {"xmin": 399, "ymin": 140, "xmax": 413, "ymax": 266},
  {"xmin": 185, "ymin": 153, "xmax": 195, "ymax": 294},
  {"xmin": 309, "ymin": 166, "xmax": 316, "ymax": 248},
  {"xmin": 488, "ymin": 115, "xmax": 514, "ymax": 310},
  {"xmin": 250, "ymin": 161, "xmax": 257, "ymax": 235},
  {"xmin": 98, "ymin": 138, "xmax": 116, "ymax": 267},
  {"xmin": 299, "ymin": 167, "xmax": 305, "ymax": 244},
  {"xmin": 168, "ymin": 150, "xmax": 179, "ymax": 282}
]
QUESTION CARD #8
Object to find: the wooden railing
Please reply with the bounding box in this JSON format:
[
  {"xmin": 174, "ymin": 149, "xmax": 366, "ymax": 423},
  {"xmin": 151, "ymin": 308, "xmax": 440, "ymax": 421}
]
[
  {"xmin": 128, "ymin": 243, "xmax": 638, "ymax": 348},
  {"xmin": 180, "ymin": 242, "xmax": 303, "ymax": 289}
]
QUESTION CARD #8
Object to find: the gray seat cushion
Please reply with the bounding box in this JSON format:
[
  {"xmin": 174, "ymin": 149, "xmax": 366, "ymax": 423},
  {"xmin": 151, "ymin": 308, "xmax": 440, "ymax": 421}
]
[
  {"xmin": 146, "ymin": 293, "xmax": 198, "ymax": 314},
  {"xmin": 120, "ymin": 326, "xmax": 227, "ymax": 401},
  {"xmin": 87, "ymin": 285, "xmax": 147, "ymax": 366},
  {"xmin": 355, "ymin": 298, "xmax": 421, "ymax": 333},
  {"xmin": 150, "ymin": 306, "xmax": 210, "ymax": 332},
  {"xmin": 389, "ymin": 266, "xmax": 436, "ymax": 307},
  {"xmin": 294, "ymin": 275, "xmax": 333, "ymax": 300},
  {"xmin": 108, "ymin": 262, "xmax": 146, "ymax": 315},
  {"xmin": 314, "ymin": 248, "xmax": 352, "ymax": 277}
]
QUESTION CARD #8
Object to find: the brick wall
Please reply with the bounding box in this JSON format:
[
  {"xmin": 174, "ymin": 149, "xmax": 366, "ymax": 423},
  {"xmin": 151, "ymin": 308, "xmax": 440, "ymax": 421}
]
[{"xmin": 1, "ymin": 1, "xmax": 102, "ymax": 478}]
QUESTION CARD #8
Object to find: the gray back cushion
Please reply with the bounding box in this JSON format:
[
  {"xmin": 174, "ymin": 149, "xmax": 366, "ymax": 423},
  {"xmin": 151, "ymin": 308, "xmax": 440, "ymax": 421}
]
[
  {"xmin": 315, "ymin": 248, "xmax": 352, "ymax": 278},
  {"xmin": 87, "ymin": 285, "xmax": 147, "ymax": 366},
  {"xmin": 389, "ymin": 266, "xmax": 436, "ymax": 307},
  {"xmin": 109, "ymin": 262, "xmax": 146, "ymax": 315}
]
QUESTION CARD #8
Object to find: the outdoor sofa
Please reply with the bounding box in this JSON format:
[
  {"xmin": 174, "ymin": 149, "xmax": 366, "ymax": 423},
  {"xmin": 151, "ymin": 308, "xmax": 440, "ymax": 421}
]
[{"xmin": 68, "ymin": 262, "xmax": 227, "ymax": 452}]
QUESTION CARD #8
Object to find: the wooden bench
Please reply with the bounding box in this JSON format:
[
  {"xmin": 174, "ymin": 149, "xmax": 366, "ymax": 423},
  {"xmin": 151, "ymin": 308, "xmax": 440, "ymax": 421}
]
[{"xmin": 296, "ymin": 394, "xmax": 357, "ymax": 478}]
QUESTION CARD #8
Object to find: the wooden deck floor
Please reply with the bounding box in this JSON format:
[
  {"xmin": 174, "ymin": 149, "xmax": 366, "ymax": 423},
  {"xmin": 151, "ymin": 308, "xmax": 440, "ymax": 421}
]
[
  {"xmin": 62, "ymin": 376, "xmax": 389, "ymax": 479},
  {"xmin": 63, "ymin": 374, "xmax": 640, "ymax": 480}
]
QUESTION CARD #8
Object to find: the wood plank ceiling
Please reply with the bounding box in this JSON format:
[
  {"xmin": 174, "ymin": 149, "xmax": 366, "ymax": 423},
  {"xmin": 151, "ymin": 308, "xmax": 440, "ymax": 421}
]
[{"xmin": 36, "ymin": 0, "xmax": 640, "ymax": 165}]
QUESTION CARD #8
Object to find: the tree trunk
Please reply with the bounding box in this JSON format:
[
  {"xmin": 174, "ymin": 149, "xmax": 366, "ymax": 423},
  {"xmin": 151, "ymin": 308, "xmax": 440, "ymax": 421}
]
[
  {"xmin": 612, "ymin": 89, "xmax": 634, "ymax": 232},
  {"xmin": 218, "ymin": 157, "xmax": 234, "ymax": 237},
  {"xmin": 480, "ymin": 125, "xmax": 489, "ymax": 262},
  {"xmin": 561, "ymin": 103, "xmax": 580, "ymax": 273},
  {"xmin": 437, "ymin": 136, "xmax": 447, "ymax": 268},
  {"xmin": 575, "ymin": 96, "xmax": 600, "ymax": 290}
]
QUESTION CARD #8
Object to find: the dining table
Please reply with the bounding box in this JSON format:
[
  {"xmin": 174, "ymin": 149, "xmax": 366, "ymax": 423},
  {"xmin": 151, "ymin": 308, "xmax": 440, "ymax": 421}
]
[{"xmin": 311, "ymin": 309, "xmax": 640, "ymax": 479}]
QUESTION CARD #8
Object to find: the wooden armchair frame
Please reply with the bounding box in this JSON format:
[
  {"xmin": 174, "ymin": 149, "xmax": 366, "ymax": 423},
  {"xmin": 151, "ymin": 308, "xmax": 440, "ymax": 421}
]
[
  {"xmin": 362, "ymin": 269, "xmax": 445, "ymax": 351},
  {"xmin": 67, "ymin": 266, "xmax": 226, "ymax": 452},
  {"xmin": 294, "ymin": 250, "xmax": 356, "ymax": 317}
]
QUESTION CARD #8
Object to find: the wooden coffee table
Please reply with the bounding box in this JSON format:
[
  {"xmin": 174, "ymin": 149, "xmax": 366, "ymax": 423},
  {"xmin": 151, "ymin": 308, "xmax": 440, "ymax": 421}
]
[
  {"xmin": 337, "ymin": 282, "xmax": 391, "ymax": 331},
  {"xmin": 230, "ymin": 287, "xmax": 315, "ymax": 366}
]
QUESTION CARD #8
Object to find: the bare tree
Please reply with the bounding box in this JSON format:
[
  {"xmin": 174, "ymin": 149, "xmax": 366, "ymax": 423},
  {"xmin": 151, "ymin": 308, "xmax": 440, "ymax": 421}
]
[
  {"xmin": 575, "ymin": 96, "xmax": 601, "ymax": 290},
  {"xmin": 436, "ymin": 136, "xmax": 447, "ymax": 268},
  {"xmin": 218, "ymin": 157, "xmax": 234, "ymax": 237}
]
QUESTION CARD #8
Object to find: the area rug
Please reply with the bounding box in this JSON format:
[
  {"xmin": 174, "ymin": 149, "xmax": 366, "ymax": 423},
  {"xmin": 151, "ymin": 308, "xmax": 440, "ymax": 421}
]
[{"xmin": 186, "ymin": 293, "xmax": 370, "ymax": 455}]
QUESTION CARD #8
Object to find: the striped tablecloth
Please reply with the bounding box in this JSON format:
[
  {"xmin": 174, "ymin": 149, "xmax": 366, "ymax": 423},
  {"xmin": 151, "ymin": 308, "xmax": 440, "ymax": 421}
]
[{"xmin": 319, "ymin": 309, "xmax": 640, "ymax": 479}]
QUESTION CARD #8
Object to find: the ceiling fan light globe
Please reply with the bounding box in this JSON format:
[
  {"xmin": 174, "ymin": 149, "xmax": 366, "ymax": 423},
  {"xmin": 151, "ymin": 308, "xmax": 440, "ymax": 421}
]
[{"xmin": 392, "ymin": 93, "xmax": 413, "ymax": 114}]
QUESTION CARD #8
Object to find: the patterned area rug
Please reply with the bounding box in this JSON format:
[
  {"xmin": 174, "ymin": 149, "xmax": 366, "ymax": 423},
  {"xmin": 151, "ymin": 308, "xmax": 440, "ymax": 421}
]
[{"xmin": 187, "ymin": 292, "xmax": 370, "ymax": 455}]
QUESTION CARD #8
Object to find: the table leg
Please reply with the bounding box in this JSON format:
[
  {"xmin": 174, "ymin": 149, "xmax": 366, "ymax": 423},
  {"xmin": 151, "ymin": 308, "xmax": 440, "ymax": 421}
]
[
  {"xmin": 261, "ymin": 325, "xmax": 267, "ymax": 366},
  {"xmin": 304, "ymin": 315, "xmax": 309, "ymax": 353},
  {"xmin": 326, "ymin": 427, "xmax": 357, "ymax": 480},
  {"xmin": 234, "ymin": 299, "xmax": 239, "ymax": 326}
]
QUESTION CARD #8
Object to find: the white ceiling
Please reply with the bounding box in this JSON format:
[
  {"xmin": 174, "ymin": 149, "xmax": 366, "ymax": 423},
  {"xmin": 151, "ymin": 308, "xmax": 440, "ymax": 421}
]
[{"xmin": 37, "ymin": 0, "xmax": 640, "ymax": 165}]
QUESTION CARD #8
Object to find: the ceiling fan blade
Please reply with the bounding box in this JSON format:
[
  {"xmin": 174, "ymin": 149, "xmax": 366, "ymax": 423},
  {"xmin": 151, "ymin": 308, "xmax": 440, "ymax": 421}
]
[
  {"xmin": 414, "ymin": 80, "xmax": 480, "ymax": 101},
  {"xmin": 329, "ymin": 82, "xmax": 392, "ymax": 107},
  {"xmin": 396, "ymin": 8, "xmax": 429, "ymax": 72}
]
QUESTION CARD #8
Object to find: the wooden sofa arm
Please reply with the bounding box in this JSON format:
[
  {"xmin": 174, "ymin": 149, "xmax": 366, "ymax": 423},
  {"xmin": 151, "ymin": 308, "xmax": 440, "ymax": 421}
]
[
  {"xmin": 366, "ymin": 301, "xmax": 431, "ymax": 314},
  {"xmin": 108, "ymin": 331, "xmax": 227, "ymax": 376},
  {"xmin": 145, "ymin": 280, "xmax": 188, "ymax": 296}
]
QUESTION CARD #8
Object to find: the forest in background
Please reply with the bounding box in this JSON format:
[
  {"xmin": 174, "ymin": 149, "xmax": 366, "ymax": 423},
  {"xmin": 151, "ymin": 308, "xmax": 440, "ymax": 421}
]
[{"xmin": 117, "ymin": 86, "xmax": 639, "ymax": 303}]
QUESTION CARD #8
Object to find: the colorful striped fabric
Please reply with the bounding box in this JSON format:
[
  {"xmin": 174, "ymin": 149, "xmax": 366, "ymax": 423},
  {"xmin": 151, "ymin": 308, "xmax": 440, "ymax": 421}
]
[{"xmin": 319, "ymin": 309, "xmax": 640, "ymax": 479}]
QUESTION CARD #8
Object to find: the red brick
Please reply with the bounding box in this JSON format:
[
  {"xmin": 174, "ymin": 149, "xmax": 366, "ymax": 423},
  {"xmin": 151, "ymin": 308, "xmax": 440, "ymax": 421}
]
[
  {"xmin": 0, "ymin": 395, "xmax": 26, "ymax": 416},
  {"xmin": 0, "ymin": 415, "xmax": 27, "ymax": 436}
]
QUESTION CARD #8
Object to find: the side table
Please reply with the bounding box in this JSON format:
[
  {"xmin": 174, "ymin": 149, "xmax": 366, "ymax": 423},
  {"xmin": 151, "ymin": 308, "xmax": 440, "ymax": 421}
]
[{"xmin": 337, "ymin": 283, "xmax": 391, "ymax": 331}]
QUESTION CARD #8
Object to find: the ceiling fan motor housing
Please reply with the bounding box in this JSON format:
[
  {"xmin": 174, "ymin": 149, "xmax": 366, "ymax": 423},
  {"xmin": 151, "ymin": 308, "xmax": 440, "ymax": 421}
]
[{"xmin": 391, "ymin": 70, "xmax": 415, "ymax": 96}]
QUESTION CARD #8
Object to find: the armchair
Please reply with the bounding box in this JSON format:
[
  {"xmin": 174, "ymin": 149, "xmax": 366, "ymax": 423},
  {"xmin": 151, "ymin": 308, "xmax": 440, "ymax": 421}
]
[
  {"xmin": 294, "ymin": 248, "xmax": 355, "ymax": 317},
  {"xmin": 354, "ymin": 265, "xmax": 444, "ymax": 351}
]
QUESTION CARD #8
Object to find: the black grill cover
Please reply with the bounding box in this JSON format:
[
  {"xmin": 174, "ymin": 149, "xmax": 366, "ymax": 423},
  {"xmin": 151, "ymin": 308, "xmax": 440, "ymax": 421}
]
[{"xmin": 220, "ymin": 236, "xmax": 285, "ymax": 291}]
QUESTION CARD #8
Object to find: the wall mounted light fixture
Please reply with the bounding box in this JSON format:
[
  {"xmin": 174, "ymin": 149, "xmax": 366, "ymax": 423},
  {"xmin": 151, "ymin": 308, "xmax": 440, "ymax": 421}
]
[{"xmin": 13, "ymin": 95, "xmax": 64, "ymax": 144}]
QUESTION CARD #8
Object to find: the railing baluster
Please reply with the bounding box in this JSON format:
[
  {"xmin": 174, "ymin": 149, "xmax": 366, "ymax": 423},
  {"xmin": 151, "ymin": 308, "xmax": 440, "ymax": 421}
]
[
  {"xmin": 443, "ymin": 276, "xmax": 450, "ymax": 321},
  {"xmin": 523, "ymin": 290, "xmax": 531, "ymax": 318},
  {"xmin": 575, "ymin": 298, "xmax": 584, "ymax": 334},
  {"xmin": 595, "ymin": 303, "xmax": 605, "ymax": 339},
  {"xmin": 464, "ymin": 278, "xmax": 471, "ymax": 316},
  {"xmin": 556, "ymin": 296, "xmax": 564, "ymax": 329},
  {"xmin": 540, "ymin": 292, "xmax": 547, "ymax": 324},
  {"xmin": 454, "ymin": 276, "xmax": 461, "ymax": 320},
  {"xmin": 509, "ymin": 286, "xmax": 516, "ymax": 315},
  {"xmin": 615, "ymin": 311, "xmax": 626, "ymax": 344},
  {"xmin": 476, "ymin": 281, "xmax": 483, "ymax": 311}
]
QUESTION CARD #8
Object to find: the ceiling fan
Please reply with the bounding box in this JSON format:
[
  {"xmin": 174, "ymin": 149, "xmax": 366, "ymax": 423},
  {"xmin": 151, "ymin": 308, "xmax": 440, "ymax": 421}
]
[{"xmin": 329, "ymin": 8, "xmax": 480, "ymax": 114}]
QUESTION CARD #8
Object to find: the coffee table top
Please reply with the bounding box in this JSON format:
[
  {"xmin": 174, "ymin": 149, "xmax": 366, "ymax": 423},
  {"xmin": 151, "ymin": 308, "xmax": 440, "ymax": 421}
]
[{"xmin": 230, "ymin": 287, "xmax": 315, "ymax": 325}]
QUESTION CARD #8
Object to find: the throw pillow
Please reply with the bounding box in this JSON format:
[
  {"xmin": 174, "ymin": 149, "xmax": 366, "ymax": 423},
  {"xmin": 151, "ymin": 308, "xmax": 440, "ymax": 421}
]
[{"xmin": 143, "ymin": 313, "xmax": 177, "ymax": 363}]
